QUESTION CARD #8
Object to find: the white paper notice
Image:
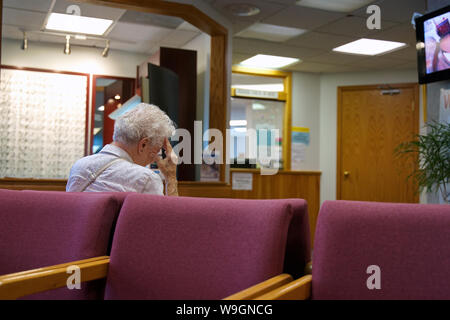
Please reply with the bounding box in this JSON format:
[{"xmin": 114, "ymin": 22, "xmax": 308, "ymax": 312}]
[
  {"xmin": 232, "ymin": 173, "xmax": 253, "ymax": 190},
  {"xmin": 291, "ymin": 143, "xmax": 306, "ymax": 171}
]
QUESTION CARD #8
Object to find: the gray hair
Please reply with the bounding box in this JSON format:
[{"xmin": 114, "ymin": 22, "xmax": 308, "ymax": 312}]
[{"xmin": 113, "ymin": 103, "xmax": 175, "ymax": 146}]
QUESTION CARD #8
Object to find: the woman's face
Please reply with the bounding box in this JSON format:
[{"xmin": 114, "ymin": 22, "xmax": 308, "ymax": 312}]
[{"xmin": 137, "ymin": 137, "xmax": 164, "ymax": 166}]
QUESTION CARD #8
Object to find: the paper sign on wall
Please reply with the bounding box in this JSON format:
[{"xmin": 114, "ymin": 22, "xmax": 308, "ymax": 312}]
[
  {"xmin": 291, "ymin": 127, "xmax": 310, "ymax": 171},
  {"xmin": 232, "ymin": 173, "xmax": 253, "ymax": 190},
  {"xmin": 440, "ymin": 88, "xmax": 450, "ymax": 123}
]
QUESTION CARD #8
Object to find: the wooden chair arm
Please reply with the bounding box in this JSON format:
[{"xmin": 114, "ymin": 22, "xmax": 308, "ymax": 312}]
[
  {"xmin": 254, "ymin": 275, "xmax": 312, "ymax": 300},
  {"xmin": 0, "ymin": 256, "xmax": 110, "ymax": 300},
  {"xmin": 223, "ymin": 274, "xmax": 293, "ymax": 300}
]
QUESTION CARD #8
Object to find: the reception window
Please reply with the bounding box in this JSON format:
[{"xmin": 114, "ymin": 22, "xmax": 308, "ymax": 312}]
[{"xmin": 229, "ymin": 72, "xmax": 288, "ymax": 170}]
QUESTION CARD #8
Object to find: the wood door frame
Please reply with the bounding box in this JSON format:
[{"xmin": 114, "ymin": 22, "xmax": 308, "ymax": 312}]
[{"xmin": 336, "ymin": 83, "xmax": 420, "ymax": 201}]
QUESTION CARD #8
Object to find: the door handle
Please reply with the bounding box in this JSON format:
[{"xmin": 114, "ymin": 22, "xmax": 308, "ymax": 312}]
[{"xmin": 344, "ymin": 171, "xmax": 350, "ymax": 177}]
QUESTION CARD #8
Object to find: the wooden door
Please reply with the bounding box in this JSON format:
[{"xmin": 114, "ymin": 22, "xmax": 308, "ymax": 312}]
[{"xmin": 337, "ymin": 84, "xmax": 420, "ymax": 203}]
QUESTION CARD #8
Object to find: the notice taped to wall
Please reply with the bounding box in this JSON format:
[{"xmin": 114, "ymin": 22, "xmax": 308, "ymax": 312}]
[
  {"xmin": 232, "ymin": 173, "xmax": 253, "ymax": 191},
  {"xmin": 291, "ymin": 127, "xmax": 310, "ymax": 171}
]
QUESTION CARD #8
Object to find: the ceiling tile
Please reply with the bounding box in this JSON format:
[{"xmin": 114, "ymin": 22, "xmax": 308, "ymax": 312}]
[
  {"xmin": 296, "ymin": 0, "xmax": 374, "ymax": 13},
  {"xmin": 315, "ymin": 15, "xmax": 399, "ymax": 37},
  {"xmin": 177, "ymin": 21, "xmax": 201, "ymax": 32},
  {"xmin": 52, "ymin": 0, "xmax": 126, "ymax": 20},
  {"xmin": 287, "ymin": 61, "xmax": 362, "ymax": 73},
  {"xmin": 3, "ymin": 0, "xmax": 52, "ymax": 13},
  {"xmin": 350, "ymin": 55, "xmax": 410, "ymax": 69},
  {"xmin": 159, "ymin": 30, "xmax": 200, "ymax": 48},
  {"xmin": 2, "ymin": 8, "xmax": 48, "ymax": 30},
  {"xmin": 108, "ymin": 22, "xmax": 172, "ymax": 43},
  {"xmin": 351, "ymin": 0, "xmax": 426, "ymax": 23},
  {"xmin": 119, "ymin": 11, "xmax": 184, "ymax": 29},
  {"xmin": 232, "ymin": 53, "xmax": 254, "ymax": 65},
  {"xmin": 286, "ymin": 31, "xmax": 357, "ymax": 50},
  {"xmin": 262, "ymin": 5, "xmax": 345, "ymax": 30},
  {"xmin": 211, "ymin": 0, "xmax": 286, "ymax": 23},
  {"xmin": 236, "ymin": 23, "xmax": 307, "ymax": 42},
  {"xmin": 366, "ymin": 22, "xmax": 418, "ymax": 45},
  {"xmin": 305, "ymin": 51, "xmax": 367, "ymax": 64},
  {"xmin": 233, "ymin": 38, "xmax": 326, "ymax": 59},
  {"xmin": 381, "ymin": 44, "xmax": 418, "ymax": 61}
]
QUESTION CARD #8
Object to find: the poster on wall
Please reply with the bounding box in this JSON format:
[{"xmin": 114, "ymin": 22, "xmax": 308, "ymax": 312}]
[
  {"xmin": 439, "ymin": 89, "xmax": 450, "ymax": 204},
  {"xmin": 291, "ymin": 127, "xmax": 310, "ymax": 171},
  {"xmin": 440, "ymin": 88, "xmax": 450, "ymax": 123}
]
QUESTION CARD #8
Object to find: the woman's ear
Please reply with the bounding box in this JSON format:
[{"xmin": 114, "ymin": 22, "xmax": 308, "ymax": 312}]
[{"xmin": 138, "ymin": 138, "xmax": 148, "ymax": 154}]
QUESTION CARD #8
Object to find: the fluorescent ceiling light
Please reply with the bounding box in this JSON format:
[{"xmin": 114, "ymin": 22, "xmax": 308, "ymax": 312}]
[
  {"xmin": 236, "ymin": 23, "xmax": 307, "ymax": 42},
  {"xmin": 46, "ymin": 13, "xmax": 113, "ymax": 36},
  {"xmin": 232, "ymin": 84, "xmax": 284, "ymax": 92},
  {"xmin": 333, "ymin": 38, "xmax": 407, "ymax": 56},
  {"xmin": 296, "ymin": 0, "xmax": 373, "ymax": 13},
  {"xmin": 240, "ymin": 54, "xmax": 300, "ymax": 69},
  {"xmin": 230, "ymin": 120, "xmax": 247, "ymax": 126}
]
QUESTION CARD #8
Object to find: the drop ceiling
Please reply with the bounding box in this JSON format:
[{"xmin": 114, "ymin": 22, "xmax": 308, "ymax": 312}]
[
  {"xmin": 1, "ymin": 0, "xmax": 202, "ymax": 55},
  {"xmin": 1, "ymin": 0, "xmax": 429, "ymax": 73}
]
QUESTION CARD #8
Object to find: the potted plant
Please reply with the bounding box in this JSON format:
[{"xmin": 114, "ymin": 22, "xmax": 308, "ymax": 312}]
[{"xmin": 395, "ymin": 121, "xmax": 450, "ymax": 204}]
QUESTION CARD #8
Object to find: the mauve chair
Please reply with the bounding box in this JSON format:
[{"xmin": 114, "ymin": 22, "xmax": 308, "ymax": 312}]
[
  {"xmin": 253, "ymin": 200, "xmax": 450, "ymax": 300},
  {"xmin": 0, "ymin": 189, "xmax": 124, "ymax": 299},
  {"xmin": 103, "ymin": 194, "xmax": 294, "ymax": 299}
]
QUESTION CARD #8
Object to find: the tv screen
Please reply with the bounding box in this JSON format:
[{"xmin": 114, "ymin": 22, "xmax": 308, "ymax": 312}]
[{"xmin": 416, "ymin": 5, "xmax": 450, "ymax": 84}]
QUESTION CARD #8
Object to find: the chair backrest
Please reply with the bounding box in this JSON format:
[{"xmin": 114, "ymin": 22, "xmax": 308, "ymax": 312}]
[
  {"xmin": 312, "ymin": 200, "xmax": 450, "ymax": 299},
  {"xmin": 104, "ymin": 195, "xmax": 294, "ymax": 300},
  {"xmin": 271, "ymin": 199, "xmax": 311, "ymax": 278},
  {"xmin": 0, "ymin": 189, "xmax": 123, "ymax": 299}
]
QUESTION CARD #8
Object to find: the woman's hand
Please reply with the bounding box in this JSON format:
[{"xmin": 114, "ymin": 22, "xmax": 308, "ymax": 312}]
[{"xmin": 156, "ymin": 138, "xmax": 178, "ymax": 196}]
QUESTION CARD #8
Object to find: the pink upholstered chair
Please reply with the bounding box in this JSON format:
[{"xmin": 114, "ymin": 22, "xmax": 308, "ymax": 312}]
[
  {"xmin": 103, "ymin": 194, "xmax": 294, "ymax": 299},
  {"xmin": 0, "ymin": 194, "xmax": 313, "ymax": 300},
  {"xmin": 252, "ymin": 200, "xmax": 450, "ymax": 300},
  {"xmin": 0, "ymin": 189, "xmax": 124, "ymax": 299}
]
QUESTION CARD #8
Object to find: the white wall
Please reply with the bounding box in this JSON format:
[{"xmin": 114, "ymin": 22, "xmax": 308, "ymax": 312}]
[
  {"xmin": 291, "ymin": 72, "xmax": 321, "ymax": 171},
  {"xmin": 317, "ymin": 69, "xmax": 424, "ymax": 204},
  {"xmin": 1, "ymin": 38, "xmax": 148, "ymax": 77}
]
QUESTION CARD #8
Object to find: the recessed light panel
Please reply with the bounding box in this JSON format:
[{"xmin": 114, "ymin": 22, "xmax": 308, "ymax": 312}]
[
  {"xmin": 240, "ymin": 54, "xmax": 300, "ymax": 69},
  {"xmin": 237, "ymin": 23, "xmax": 307, "ymax": 42},
  {"xmin": 46, "ymin": 13, "xmax": 113, "ymax": 36},
  {"xmin": 333, "ymin": 38, "xmax": 407, "ymax": 56},
  {"xmin": 296, "ymin": 0, "xmax": 373, "ymax": 13}
]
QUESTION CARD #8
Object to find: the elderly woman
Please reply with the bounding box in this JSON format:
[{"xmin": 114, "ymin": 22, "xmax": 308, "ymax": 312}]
[{"xmin": 66, "ymin": 103, "xmax": 178, "ymax": 196}]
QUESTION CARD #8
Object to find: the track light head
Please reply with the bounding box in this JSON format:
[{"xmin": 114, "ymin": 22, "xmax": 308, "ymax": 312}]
[
  {"xmin": 64, "ymin": 35, "xmax": 71, "ymax": 55},
  {"xmin": 102, "ymin": 40, "xmax": 110, "ymax": 58},
  {"xmin": 21, "ymin": 32, "xmax": 28, "ymax": 50}
]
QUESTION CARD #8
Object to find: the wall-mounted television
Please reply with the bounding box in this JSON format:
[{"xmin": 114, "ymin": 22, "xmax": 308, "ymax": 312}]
[{"xmin": 416, "ymin": 5, "xmax": 450, "ymax": 84}]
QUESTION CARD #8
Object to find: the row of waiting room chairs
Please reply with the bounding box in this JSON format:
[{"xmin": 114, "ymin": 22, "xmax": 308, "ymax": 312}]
[{"xmin": 0, "ymin": 188, "xmax": 449, "ymax": 300}]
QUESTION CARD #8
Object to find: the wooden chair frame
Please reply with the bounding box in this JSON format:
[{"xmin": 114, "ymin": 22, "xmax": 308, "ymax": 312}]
[{"xmin": 0, "ymin": 258, "xmax": 310, "ymax": 300}]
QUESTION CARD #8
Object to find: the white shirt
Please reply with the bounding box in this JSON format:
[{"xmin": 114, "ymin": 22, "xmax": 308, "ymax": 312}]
[{"xmin": 66, "ymin": 144, "xmax": 164, "ymax": 195}]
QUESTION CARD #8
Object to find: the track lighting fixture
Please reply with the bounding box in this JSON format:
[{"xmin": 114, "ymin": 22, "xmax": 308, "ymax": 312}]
[
  {"xmin": 21, "ymin": 32, "xmax": 28, "ymax": 50},
  {"xmin": 102, "ymin": 40, "xmax": 110, "ymax": 58},
  {"xmin": 64, "ymin": 35, "xmax": 71, "ymax": 55}
]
